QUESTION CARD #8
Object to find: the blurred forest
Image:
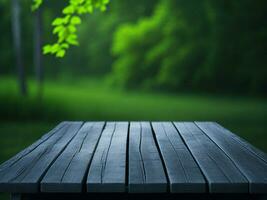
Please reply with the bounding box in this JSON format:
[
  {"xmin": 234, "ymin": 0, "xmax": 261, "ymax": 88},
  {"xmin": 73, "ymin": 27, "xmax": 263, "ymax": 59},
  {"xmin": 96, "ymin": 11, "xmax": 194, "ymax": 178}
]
[
  {"xmin": 0, "ymin": 3, "xmax": 267, "ymax": 194},
  {"xmin": 0, "ymin": 0, "xmax": 266, "ymax": 94}
]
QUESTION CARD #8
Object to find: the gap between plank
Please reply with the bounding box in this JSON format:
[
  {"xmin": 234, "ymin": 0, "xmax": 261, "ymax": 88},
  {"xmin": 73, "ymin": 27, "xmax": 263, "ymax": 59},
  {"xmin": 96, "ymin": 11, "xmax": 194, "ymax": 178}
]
[
  {"xmin": 149, "ymin": 122, "xmax": 170, "ymax": 193},
  {"xmin": 9, "ymin": 124, "xmax": 72, "ymax": 183},
  {"xmin": 81, "ymin": 122, "xmax": 106, "ymax": 193},
  {"xmin": 194, "ymin": 122, "xmax": 250, "ymax": 188},
  {"xmin": 171, "ymin": 122, "xmax": 209, "ymax": 193},
  {"xmin": 37, "ymin": 122, "xmax": 84, "ymax": 192},
  {"xmin": 125, "ymin": 121, "xmax": 130, "ymax": 192},
  {"xmin": 0, "ymin": 122, "xmax": 66, "ymax": 172},
  {"xmin": 59, "ymin": 123, "xmax": 95, "ymax": 183}
]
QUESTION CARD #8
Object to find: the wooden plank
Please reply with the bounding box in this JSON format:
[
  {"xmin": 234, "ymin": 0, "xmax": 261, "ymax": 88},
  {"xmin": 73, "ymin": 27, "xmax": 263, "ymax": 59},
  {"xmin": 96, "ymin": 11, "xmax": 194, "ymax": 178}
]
[
  {"xmin": 128, "ymin": 122, "xmax": 167, "ymax": 193},
  {"xmin": 87, "ymin": 122, "xmax": 128, "ymax": 192},
  {"xmin": 196, "ymin": 122, "xmax": 267, "ymax": 193},
  {"xmin": 0, "ymin": 122, "xmax": 66, "ymax": 172},
  {"xmin": 0, "ymin": 122, "xmax": 83, "ymax": 193},
  {"xmin": 152, "ymin": 122, "xmax": 206, "ymax": 193},
  {"xmin": 213, "ymin": 122, "xmax": 267, "ymax": 164},
  {"xmin": 41, "ymin": 122, "xmax": 105, "ymax": 193},
  {"xmin": 174, "ymin": 122, "xmax": 248, "ymax": 193}
]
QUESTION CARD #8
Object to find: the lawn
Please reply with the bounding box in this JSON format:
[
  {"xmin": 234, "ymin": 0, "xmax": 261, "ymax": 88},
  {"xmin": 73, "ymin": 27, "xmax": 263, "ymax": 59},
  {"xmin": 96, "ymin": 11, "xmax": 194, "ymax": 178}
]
[{"xmin": 0, "ymin": 76, "xmax": 266, "ymax": 199}]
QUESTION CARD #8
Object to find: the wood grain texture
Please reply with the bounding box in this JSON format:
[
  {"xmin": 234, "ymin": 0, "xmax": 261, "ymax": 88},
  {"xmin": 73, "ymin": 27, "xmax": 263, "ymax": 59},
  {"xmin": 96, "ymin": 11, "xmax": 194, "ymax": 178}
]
[
  {"xmin": 87, "ymin": 122, "xmax": 128, "ymax": 192},
  {"xmin": 174, "ymin": 122, "xmax": 248, "ymax": 193},
  {"xmin": 41, "ymin": 122, "xmax": 105, "ymax": 193},
  {"xmin": 0, "ymin": 122, "xmax": 83, "ymax": 193},
  {"xmin": 0, "ymin": 121, "xmax": 266, "ymax": 194},
  {"xmin": 196, "ymin": 122, "xmax": 267, "ymax": 193},
  {"xmin": 0, "ymin": 122, "xmax": 66, "ymax": 172},
  {"xmin": 128, "ymin": 122, "xmax": 167, "ymax": 193},
  {"xmin": 152, "ymin": 122, "xmax": 206, "ymax": 193},
  {"xmin": 213, "ymin": 122, "xmax": 267, "ymax": 164}
]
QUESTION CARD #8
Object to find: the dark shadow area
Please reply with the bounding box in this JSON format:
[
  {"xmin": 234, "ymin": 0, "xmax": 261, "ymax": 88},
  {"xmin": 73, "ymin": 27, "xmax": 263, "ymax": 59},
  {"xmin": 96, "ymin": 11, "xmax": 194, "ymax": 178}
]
[{"xmin": 21, "ymin": 193, "xmax": 267, "ymax": 200}]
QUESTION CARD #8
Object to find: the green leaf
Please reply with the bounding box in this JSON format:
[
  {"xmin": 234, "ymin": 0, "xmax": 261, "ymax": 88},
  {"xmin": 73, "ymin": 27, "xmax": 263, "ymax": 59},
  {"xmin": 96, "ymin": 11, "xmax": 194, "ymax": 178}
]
[
  {"xmin": 43, "ymin": 45, "xmax": 52, "ymax": 54},
  {"xmin": 70, "ymin": 16, "xmax": 81, "ymax": 25},
  {"xmin": 100, "ymin": 5, "xmax": 106, "ymax": 12},
  {"xmin": 41, "ymin": 0, "xmax": 110, "ymax": 58},
  {"xmin": 56, "ymin": 49, "xmax": 66, "ymax": 58},
  {"xmin": 86, "ymin": 5, "xmax": 94, "ymax": 13},
  {"xmin": 51, "ymin": 44, "xmax": 60, "ymax": 53},
  {"xmin": 31, "ymin": 0, "xmax": 42, "ymax": 11},
  {"xmin": 68, "ymin": 25, "xmax": 77, "ymax": 33},
  {"xmin": 53, "ymin": 26, "xmax": 64, "ymax": 34},
  {"xmin": 58, "ymin": 31, "xmax": 67, "ymax": 43},
  {"xmin": 63, "ymin": 15, "xmax": 71, "ymax": 24},
  {"xmin": 66, "ymin": 34, "xmax": 79, "ymax": 45},
  {"xmin": 61, "ymin": 43, "xmax": 70, "ymax": 49},
  {"xmin": 78, "ymin": 7, "xmax": 87, "ymax": 14},
  {"xmin": 63, "ymin": 5, "xmax": 75, "ymax": 14},
  {"xmin": 52, "ymin": 18, "xmax": 64, "ymax": 26}
]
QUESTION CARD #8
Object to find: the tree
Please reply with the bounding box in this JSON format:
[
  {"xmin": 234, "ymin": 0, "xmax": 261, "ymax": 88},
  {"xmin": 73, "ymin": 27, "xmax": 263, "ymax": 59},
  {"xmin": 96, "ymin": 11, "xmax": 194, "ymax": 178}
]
[
  {"xmin": 12, "ymin": 0, "xmax": 27, "ymax": 96},
  {"xmin": 33, "ymin": 6, "xmax": 43, "ymax": 96}
]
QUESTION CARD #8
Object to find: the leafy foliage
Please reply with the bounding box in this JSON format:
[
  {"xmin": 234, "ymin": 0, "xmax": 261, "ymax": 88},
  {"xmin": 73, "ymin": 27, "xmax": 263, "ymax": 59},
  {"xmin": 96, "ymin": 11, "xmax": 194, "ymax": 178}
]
[
  {"xmin": 1, "ymin": 0, "xmax": 266, "ymax": 94},
  {"xmin": 110, "ymin": 0, "xmax": 267, "ymax": 93},
  {"xmin": 32, "ymin": 0, "xmax": 109, "ymax": 57},
  {"xmin": 31, "ymin": 0, "xmax": 43, "ymax": 11}
]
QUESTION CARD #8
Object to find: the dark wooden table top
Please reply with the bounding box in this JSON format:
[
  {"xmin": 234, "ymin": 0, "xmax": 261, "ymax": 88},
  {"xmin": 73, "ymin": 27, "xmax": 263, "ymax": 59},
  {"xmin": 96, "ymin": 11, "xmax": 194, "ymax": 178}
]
[{"xmin": 0, "ymin": 121, "xmax": 267, "ymax": 195}]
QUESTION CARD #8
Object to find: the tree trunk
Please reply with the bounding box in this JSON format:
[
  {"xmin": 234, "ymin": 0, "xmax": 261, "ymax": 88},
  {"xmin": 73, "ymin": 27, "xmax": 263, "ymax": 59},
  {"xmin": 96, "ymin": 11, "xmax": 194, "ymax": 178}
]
[
  {"xmin": 11, "ymin": 0, "xmax": 27, "ymax": 96},
  {"xmin": 33, "ymin": 7, "xmax": 43, "ymax": 97}
]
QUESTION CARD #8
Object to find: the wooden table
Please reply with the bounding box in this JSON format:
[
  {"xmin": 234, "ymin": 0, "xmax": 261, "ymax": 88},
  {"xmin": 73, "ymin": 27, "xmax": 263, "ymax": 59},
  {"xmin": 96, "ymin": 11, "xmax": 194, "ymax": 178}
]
[{"xmin": 0, "ymin": 122, "xmax": 267, "ymax": 200}]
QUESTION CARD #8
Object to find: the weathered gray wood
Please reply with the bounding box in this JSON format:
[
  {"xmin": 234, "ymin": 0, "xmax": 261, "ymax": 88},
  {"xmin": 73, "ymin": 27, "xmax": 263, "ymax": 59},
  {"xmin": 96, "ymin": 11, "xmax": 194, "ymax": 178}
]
[
  {"xmin": 41, "ymin": 122, "xmax": 105, "ymax": 192},
  {"xmin": 196, "ymin": 122, "xmax": 267, "ymax": 193},
  {"xmin": 1, "ymin": 121, "xmax": 267, "ymax": 195},
  {"xmin": 87, "ymin": 122, "xmax": 128, "ymax": 192},
  {"xmin": 174, "ymin": 122, "xmax": 248, "ymax": 193},
  {"xmin": 0, "ymin": 122, "xmax": 66, "ymax": 172},
  {"xmin": 152, "ymin": 122, "xmax": 206, "ymax": 193},
  {"xmin": 213, "ymin": 122, "xmax": 267, "ymax": 164},
  {"xmin": 0, "ymin": 122, "xmax": 83, "ymax": 193},
  {"xmin": 128, "ymin": 122, "xmax": 167, "ymax": 193}
]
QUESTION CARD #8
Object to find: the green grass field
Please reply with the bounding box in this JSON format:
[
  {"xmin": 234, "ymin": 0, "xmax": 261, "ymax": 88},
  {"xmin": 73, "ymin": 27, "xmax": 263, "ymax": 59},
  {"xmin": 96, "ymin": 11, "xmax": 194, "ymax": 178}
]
[{"xmin": 0, "ymin": 76, "xmax": 266, "ymax": 199}]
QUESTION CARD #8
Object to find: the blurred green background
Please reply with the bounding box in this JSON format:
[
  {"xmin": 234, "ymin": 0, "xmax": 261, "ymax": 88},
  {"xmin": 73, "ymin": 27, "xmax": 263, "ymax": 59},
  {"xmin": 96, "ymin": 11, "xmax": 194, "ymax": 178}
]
[{"xmin": 0, "ymin": 0, "xmax": 267, "ymax": 198}]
